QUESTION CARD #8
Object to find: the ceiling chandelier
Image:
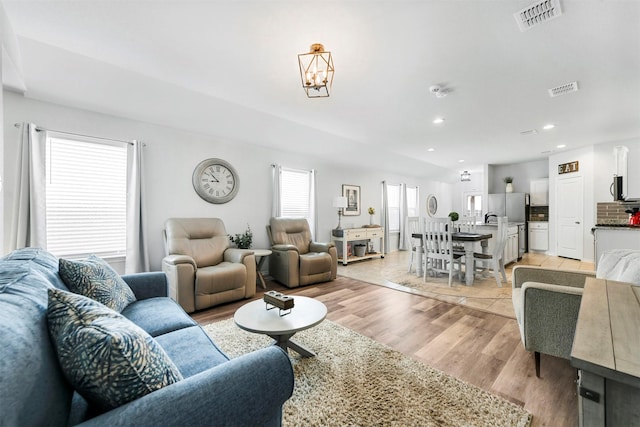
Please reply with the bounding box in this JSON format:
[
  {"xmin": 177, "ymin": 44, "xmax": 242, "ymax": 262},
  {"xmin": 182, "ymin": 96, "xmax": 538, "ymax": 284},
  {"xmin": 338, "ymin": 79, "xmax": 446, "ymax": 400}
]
[
  {"xmin": 460, "ymin": 171, "xmax": 471, "ymax": 182},
  {"xmin": 298, "ymin": 43, "xmax": 334, "ymax": 98}
]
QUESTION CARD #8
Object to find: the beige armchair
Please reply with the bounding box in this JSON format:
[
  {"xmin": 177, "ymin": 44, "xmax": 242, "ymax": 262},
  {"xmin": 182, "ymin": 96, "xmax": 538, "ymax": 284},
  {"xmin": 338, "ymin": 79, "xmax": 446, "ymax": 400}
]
[
  {"xmin": 267, "ymin": 217, "xmax": 337, "ymax": 288},
  {"xmin": 162, "ymin": 218, "xmax": 256, "ymax": 313},
  {"xmin": 512, "ymin": 249, "xmax": 640, "ymax": 377}
]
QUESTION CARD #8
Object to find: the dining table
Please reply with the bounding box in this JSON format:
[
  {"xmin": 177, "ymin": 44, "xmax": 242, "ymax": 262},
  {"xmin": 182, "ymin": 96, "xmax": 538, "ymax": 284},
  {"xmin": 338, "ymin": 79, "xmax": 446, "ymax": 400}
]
[{"xmin": 412, "ymin": 231, "xmax": 493, "ymax": 286}]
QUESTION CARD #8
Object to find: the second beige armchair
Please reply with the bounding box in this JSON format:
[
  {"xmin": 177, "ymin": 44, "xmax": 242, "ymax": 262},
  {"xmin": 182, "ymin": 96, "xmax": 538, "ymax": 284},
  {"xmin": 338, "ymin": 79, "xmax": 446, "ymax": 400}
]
[{"xmin": 267, "ymin": 217, "xmax": 337, "ymax": 288}]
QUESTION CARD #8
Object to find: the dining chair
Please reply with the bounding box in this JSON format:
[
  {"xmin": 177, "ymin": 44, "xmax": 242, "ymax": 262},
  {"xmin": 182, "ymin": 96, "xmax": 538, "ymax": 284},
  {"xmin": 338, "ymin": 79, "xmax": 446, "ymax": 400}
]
[
  {"xmin": 453, "ymin": 216, "xmax": 477, "ymax": 280},
  {"xmin": 457, "ymin": 216, "xmax": 477, "ymax": 232},
  {"xmin": 422, "ymin": 217, "xmax": 457, "ymax": 286},
  {"xmin": 406, "ymin": 216, "xmax": 423, "ymax": 273},
  {"xmin": 472, "ymin": 216, "xmax": 508, "ymax": 287}
]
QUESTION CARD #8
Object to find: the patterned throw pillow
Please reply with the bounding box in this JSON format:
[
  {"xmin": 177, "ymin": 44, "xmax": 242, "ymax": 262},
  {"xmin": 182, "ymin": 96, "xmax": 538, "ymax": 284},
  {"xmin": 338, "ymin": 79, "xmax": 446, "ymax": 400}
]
[
  {"xmin": 59, "ymin": 255, "xmax": 136, "ymax": 312},
  {"xmin": 47, "ymin": 288, "xmax": 183, "ymax": 410}
]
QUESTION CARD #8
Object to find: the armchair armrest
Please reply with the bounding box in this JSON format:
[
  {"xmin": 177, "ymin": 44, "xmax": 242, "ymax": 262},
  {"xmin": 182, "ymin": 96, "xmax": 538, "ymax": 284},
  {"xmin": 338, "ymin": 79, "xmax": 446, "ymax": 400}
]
[
  {"xmin": 77, "ymin": 346, "xmax": 294, "ymax": 427},
  {"xmin": 162, "ymin": 254, "xmax": 197, "ymax": 269},
  {"xmin": 121, "ymin": 272, "xmax": 168, "ymax": 300},
  {"xmin": 512, "ymin": 266, "xmax": 595, "ymax": 289},
  {"xmin": 310, "ymin": 241, "xmax": 335, "ymax": 253},
  {"xmin": 272, "ymin": 244, "xmax": 299, "ymax": 253},
  {"xmin": 224, "ymin": 248, "xmax": 255, "ymax": 264},
  {"xmin": 518, "ymin": 282, "xmax": 583, "ymax": 358}
]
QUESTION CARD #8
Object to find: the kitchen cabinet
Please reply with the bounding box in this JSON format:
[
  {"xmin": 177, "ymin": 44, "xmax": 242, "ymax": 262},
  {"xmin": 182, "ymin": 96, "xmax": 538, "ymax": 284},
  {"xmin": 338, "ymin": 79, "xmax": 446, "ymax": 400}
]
[
  {"xmin": 332, "ymin": 227, "xmax": 385, "ymax": 265},
  {"xmin": 529, "ymin": 222, "xmax": 549, "ymax": 251},
  {"xmin": 530, "ymin": 179, "xmax": 549, "ymax": 206},
  {"xmin": 593, "ymin": 226, "xmax": 640, "ymax": 267}
]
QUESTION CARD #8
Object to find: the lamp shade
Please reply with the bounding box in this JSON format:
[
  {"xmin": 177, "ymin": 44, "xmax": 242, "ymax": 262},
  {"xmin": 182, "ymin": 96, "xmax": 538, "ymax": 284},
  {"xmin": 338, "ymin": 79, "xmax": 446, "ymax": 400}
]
[
  {"xmin": 333, "ymin": 196, "xmax": 348, "ymax": 208},
  {"xmin": 298, "ymin": 43, "xmax": 334, "ymax": 98}
]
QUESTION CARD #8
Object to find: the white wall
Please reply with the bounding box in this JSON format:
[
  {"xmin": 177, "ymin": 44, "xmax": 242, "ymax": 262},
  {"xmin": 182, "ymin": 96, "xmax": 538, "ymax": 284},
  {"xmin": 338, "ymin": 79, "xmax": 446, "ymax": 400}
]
[
  {"xmin": 593, "ymin": 137, "xmax": 640, "ymax": 202},
  {"xmin": 3, "ymin": 91, "xmax": 453, "ymax": 270},
  {"xmin": 488, "ymin": 159, "xmax": 548, "ymax": 195}
]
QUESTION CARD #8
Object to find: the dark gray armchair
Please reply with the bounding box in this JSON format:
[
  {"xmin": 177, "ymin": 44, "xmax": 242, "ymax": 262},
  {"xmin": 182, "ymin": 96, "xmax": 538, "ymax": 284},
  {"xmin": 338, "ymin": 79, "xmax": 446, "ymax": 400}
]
[{"xmin": 267, "ymin": 217, "xmax": 337, "ymax": 288}]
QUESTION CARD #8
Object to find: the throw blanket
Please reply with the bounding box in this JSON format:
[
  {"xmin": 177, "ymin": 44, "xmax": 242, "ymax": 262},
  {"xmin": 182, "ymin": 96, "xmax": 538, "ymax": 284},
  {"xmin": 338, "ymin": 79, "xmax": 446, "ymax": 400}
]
[{"xmin": 597, "ymin": 249, "xmax": 640, "ymax": 285}]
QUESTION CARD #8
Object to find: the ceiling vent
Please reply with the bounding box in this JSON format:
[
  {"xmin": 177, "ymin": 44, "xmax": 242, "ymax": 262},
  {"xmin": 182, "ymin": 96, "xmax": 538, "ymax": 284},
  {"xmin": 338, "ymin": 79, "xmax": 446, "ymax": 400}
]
[
  {"xmin": 514, "ymin": 0, "xmax": 563, "ymax": 32},
  {"xmin": 520, "ymin": 129, "xmax": 538, "ymax": 136},
  {"xmin": 548, "ymin": 81, "xmax": 579, "ymax": 98}
]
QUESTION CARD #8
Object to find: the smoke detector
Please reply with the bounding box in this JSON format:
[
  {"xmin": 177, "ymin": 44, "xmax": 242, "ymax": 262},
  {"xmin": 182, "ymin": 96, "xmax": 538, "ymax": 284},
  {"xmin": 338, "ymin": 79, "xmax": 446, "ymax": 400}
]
[
  {"xmin": 548, "ymin": 81, "xmax": 579, "ymax": 98},
  {"xmin": 429, "ymin": 85, "xmax": 448, "ymax": 98},
  {"xmin": 514, "ymin": 0, "xmax": 563, "ymax": 32}
]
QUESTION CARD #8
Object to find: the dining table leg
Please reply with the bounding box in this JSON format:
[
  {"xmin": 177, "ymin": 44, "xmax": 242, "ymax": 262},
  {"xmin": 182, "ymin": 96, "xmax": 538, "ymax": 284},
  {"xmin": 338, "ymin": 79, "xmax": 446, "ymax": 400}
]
[
  {"xmin": 464, "ymin": 241, "xmax": 475, "ymax": 286},
  {"xmin": 415, "ymin": 246, "xmax": 424, "ymax": 277}
]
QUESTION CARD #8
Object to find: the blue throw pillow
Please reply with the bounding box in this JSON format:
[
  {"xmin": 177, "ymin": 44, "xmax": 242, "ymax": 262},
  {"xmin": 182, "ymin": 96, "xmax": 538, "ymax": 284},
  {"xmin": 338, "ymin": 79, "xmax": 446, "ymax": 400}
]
[
  {"xmin": 47, "ymin": 288, "xmax": 183, "ymax": 411},
  {"xmin": 59, "ymin": 255, "xmax": 136, "ymax": 312}
]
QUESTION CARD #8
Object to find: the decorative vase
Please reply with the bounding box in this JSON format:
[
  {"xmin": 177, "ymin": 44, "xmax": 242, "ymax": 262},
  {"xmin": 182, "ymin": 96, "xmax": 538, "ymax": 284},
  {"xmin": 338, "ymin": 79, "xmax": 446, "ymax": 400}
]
[
  {"xmin": 369, "ymin": 215, "xmax": 374, "ymax": 225},
  {"xmin": 506, "ymin": 183, "xmax": 514, "ymax": 193}
]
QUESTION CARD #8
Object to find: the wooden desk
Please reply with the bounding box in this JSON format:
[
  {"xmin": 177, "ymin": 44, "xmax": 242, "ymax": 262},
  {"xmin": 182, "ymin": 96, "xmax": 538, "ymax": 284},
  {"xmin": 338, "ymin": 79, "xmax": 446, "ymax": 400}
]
[
  {"xmin": 412, "ymin": 232, "xmax": 492, "ymax": 286},
  {"xmin": 571, "ymin": 277, "xmax": 640, "ymax": 426}
]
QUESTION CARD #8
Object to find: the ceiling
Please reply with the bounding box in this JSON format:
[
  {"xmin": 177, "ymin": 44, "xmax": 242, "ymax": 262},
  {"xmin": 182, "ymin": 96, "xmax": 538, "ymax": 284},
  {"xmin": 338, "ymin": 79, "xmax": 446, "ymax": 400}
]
[{"xmin": 2, "ymin": 0, "xmax": 640, "ymax": 182}]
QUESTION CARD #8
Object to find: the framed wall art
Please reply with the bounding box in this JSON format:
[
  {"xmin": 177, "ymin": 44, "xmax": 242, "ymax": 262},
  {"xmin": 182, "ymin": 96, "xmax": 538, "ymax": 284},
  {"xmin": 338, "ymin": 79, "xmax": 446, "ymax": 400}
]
[{"xmin": 342, "ymin": 184, "xmax": 361, "ymax": 216}]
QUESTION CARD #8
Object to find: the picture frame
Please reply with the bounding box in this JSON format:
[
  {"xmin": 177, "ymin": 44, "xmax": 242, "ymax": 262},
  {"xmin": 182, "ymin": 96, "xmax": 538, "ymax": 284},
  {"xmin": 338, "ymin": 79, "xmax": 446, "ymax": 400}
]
[{"xmin": 342, "ymin": 184, "xmax": 361, "ymax": 216}]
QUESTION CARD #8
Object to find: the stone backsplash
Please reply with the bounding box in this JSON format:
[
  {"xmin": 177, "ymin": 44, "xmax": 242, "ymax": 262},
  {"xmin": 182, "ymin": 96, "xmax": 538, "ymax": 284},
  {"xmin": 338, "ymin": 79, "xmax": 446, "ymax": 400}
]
[
  {"xmin": 529, "ymin": 205, "xmax": 548, "ymax": 221},
  {"xmin": 596, "ymin": 202, "xmax": 633, "ymax": 225}
]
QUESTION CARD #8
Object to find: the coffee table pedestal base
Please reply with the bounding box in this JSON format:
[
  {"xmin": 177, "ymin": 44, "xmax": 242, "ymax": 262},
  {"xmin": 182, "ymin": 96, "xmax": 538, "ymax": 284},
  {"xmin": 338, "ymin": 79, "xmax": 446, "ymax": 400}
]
[{"xmin": 270, "ymin": 333, "xmax": 316, "ymax": 357}]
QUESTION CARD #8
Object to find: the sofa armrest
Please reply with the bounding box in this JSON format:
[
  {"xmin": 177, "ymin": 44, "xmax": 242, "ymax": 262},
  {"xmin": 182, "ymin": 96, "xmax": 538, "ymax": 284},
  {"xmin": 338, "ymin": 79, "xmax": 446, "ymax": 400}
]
[
  {"xmin": 272, "ymin": 244, "xmax": 299, "ymax": 253},
  {"xmin": 76, "ymin": 346, "xmax": 294, "ymax": 427},
  {"xmin": 512, "ymin": 266, "xmax": 595, "ymax": 289},
  {"xmin": 224, "ymin": 248, "xmax": 255, "ymax": 264},
  {"xmin": 310, "ymin": 241, "xmax": 335, "ymax": 253},
  {"xmin": 519, "ymin": 282, "xmax": 583, "ymax": 359},
  {"xmin": 121, "ymin": 272, "xmax": 169, "ymax": 300}
]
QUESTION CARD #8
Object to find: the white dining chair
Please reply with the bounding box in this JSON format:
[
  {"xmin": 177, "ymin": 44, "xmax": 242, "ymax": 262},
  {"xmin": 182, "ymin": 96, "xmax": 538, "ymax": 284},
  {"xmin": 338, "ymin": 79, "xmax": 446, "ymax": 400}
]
[
  {"xmin": 406, "ymin": 216, "xmax": 423, "ymax": 273},
  {"xmin": 453, "ymin": 216, "xmax": 477, "ymax": 280},
  {"xmin": 422, "ymin": 217, "xmax": 457, "ymax": 286},
  {"xmin": 471, "ymin": 216, "xmax": 508, "ymax": 287}
]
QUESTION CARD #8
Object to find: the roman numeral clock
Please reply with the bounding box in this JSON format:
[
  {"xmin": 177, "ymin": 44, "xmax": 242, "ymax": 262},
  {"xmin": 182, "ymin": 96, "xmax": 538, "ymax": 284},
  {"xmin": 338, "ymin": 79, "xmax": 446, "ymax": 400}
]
[{"xmin": 192, "ymin": 158, "xmax": 240, "ymax": 204}]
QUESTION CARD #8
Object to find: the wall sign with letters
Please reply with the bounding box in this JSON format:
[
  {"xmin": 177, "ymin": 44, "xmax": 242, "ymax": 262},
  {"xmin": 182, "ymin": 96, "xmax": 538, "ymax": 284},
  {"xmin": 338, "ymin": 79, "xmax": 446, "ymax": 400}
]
[{"xmin": 558, "ymin": 161, "xmax": 579, "ymax": 174}]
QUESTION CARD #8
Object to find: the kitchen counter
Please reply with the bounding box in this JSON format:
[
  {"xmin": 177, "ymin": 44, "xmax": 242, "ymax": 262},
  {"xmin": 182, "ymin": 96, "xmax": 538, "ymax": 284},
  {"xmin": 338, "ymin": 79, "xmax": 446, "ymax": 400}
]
[{"xmin": 476, "ymin": 222, "xmax": 525, "ymax": 227}]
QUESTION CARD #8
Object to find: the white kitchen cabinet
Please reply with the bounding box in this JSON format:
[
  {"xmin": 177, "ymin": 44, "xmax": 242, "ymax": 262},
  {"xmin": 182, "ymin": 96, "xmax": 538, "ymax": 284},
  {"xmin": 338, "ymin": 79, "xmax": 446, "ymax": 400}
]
[
  {"xmin": 593, "ymin": 227, "xmax": 640, "ymax": 267},
  {"xmin": 529, "ymin": 222, "xmax": 549, "ymax": 251},
  {"xmin": 530, "ymin": 179, "xmax": 549, "ymax": 206}
]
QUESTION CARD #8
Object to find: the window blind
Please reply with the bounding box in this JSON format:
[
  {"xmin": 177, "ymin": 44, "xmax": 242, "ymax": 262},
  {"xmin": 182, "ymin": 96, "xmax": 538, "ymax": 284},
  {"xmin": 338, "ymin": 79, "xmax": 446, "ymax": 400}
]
[
  {"xmin": 280, "ymin": 167, "xmax": 312, "ymax": 218},
  {"xmin": 45, "ymin": 136, "xmax": 127, "ymax": 258}
]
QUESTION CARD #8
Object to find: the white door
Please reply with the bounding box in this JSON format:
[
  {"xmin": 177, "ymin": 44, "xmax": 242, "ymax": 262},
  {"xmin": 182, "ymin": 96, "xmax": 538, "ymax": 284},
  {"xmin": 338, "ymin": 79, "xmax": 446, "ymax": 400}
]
[{"xmin": 556, "ymin": 176, "xmax": 583, "ymax": 259}]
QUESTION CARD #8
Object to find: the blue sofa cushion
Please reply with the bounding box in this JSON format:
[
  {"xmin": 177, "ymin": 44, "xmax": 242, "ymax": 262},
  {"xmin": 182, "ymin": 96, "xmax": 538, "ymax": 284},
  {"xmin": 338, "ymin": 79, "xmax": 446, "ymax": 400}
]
[
  {"xmin": 59, "ymin": 255, "xmax": 136, "ymax": 312},
  {"xmin": 121, "ymin": 297, "xmax": 197, "ymax": 337},
  {"xmin": 47, "ymin": 288, "xmax": 183, "ymax": 411}
]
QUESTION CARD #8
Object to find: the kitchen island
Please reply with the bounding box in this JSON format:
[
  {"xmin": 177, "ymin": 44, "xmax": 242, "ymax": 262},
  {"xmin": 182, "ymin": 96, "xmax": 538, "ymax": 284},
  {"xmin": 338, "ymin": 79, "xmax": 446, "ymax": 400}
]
[{"xmin": 592, "ymin": 225, "xmax": 640, "ymax": 267}]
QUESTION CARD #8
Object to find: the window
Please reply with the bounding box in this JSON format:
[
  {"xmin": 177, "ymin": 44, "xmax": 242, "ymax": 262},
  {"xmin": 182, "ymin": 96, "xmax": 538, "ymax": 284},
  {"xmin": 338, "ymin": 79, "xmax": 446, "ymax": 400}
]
[
  {"xmin": 464, "ymin": 192, "xmax": 483, "ymax": 218},
  {"xmin": 407, "ymin": 186, "xmax": 419, "ymax": 217},
  {"xmin": 387, "ymin": 184, "xmax": 401, "ymax": 231},
  {"xmin": 279, "ymin": 167, "xmax": 316, "ymax": 233},
  {"xmin": 45, "ymin": 135, "xmax": 128, "ymax": 258}
]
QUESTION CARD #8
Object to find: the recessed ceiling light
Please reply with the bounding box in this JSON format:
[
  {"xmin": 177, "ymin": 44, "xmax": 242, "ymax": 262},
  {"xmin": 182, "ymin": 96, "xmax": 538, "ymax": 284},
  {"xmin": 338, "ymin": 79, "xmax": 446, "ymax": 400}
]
[
  {"xmin": 458, "ymin": 159, "xmax": 465, "ymax": 163},
  {"xmin": 557, "ymin": 144, "xmax": 566, "ymax": 149},
  {"xmin": 427, "ymin": 148, "xmax": 435, "ymax": 152},
  {"xmin": 543, "ymin": 124, "xmax": 556, "ymax": 130},
  {"xmin": 433, "ymin": 117, "xmax": 445, "ymax": 124}
]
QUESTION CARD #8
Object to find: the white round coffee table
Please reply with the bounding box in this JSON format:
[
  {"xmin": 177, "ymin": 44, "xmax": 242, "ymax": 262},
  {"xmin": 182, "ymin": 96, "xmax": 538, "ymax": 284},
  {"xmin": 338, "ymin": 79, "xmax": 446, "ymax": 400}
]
[{"xmin": 234, "ymin": 296, "xmax": 327, "ymax": 357}]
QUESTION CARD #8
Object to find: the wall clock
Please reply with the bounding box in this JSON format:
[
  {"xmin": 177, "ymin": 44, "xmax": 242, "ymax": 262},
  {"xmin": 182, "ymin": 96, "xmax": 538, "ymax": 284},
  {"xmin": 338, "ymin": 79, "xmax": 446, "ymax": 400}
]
[
  {"xmin": 192, "ymin": 158, "xmax": 239, "ymax": 204},
  {"xmin": 426, "ymin": 194, "xmax": 438, "ymax": 217}
]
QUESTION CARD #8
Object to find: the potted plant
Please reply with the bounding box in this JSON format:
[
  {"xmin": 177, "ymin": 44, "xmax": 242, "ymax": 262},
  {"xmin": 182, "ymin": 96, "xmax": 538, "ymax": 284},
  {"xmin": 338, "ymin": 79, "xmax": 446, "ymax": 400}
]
[
  {"xmin": 448, "ymin": 211, "xmax": 459, "ymax": 222},
  {"xmin": 229, "ymin": 224, "xmax": 253, "ymax": 249},
  {"xmin": 504, "ymin": 176, "xmax": 514, "ymax": 193}
]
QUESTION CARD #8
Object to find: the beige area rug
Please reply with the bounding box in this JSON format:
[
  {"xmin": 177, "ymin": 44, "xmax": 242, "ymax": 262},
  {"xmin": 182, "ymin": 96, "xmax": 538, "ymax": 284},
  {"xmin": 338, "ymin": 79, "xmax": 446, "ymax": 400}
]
[
  {"xmin": 204, "ymin": 319, "xmax": 532, "ymax": 427},
  {"xmin": 338, "ymin": 251, "xmax": 516, "ymax": 318}
]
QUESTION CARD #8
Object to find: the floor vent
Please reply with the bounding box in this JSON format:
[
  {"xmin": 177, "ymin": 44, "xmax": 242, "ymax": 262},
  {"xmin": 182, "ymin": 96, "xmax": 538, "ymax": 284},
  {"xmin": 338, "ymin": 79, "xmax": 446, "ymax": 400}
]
[
  {"xmin": 548, "ymin": 81, "xmax": 579, "ymax": 98},
  {"xmin": 514, "ymin": 0, "xmax": 563, "ymax": 32}
]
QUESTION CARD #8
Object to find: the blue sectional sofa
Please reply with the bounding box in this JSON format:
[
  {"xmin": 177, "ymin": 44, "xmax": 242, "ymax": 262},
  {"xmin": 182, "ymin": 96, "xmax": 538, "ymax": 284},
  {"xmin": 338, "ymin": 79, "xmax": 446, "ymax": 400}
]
[{"xmin": 0, "ymin": 248, "xmax": 294, "ymax": 426}]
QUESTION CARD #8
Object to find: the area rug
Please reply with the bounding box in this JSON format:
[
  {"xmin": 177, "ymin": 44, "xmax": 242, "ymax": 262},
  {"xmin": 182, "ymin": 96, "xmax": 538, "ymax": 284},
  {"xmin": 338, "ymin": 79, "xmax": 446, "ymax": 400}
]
[
  {"xmin": 337, "ymin": 251, "xmax": 516, "ymax": 318},
  {"xmin": 204, "ymin": 319, "xmax": 532, "ymax": 427}
]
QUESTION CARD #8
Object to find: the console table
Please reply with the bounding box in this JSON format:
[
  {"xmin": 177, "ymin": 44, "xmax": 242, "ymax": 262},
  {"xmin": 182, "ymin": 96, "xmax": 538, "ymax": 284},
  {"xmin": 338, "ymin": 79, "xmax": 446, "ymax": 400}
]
[
  {"xmin": 332, "ymin": 227, "xmax": 385, "ymax": 265},
  {"xmin": 571, "ymin": 277, "xmax": 640, "ymax": 426}
]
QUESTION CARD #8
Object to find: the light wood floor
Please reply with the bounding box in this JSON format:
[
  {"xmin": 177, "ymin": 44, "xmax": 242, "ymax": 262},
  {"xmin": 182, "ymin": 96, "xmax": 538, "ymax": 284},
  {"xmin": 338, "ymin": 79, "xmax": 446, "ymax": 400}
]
[{"xmin": 192, "ymin": 253, "xmax": 588, "ymax": 427}]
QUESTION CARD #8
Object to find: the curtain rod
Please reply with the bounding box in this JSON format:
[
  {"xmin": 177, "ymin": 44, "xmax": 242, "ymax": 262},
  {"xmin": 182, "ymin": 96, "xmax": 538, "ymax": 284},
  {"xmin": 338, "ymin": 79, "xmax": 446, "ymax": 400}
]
[{"xmin": 13, "ymin": 123, "xmax": 137, "ymax": 146}]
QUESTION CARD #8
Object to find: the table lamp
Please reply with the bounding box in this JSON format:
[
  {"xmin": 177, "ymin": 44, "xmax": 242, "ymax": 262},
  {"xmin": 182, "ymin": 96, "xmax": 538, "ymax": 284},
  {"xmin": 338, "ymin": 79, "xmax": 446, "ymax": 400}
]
[{"xmin": 333, "ymin": 196, "xmax": 348, "ymax": 229}]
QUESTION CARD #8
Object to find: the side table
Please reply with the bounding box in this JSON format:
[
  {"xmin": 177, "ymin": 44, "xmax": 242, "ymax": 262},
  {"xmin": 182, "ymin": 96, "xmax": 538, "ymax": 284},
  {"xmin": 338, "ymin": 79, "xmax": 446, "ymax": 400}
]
[{"xmin": 253, "ymin": 249, "xmax": 272, "ymax": 289}]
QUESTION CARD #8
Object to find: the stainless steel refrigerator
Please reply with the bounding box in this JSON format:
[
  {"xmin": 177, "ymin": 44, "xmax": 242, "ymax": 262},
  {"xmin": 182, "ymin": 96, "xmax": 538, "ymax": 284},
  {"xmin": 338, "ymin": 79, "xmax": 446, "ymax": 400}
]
[
  {"xmin": 487, "ymin": 193, "xmax": 528, "ymax": 222},
  {"xmin": 487, "ymin": 193, "xmax": 529, "ymax": 258}
]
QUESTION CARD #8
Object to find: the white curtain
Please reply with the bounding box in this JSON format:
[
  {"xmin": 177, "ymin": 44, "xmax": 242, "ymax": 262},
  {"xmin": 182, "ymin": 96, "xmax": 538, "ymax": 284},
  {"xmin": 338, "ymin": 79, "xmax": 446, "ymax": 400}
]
[
  {"xmin": 271, "ymin": 164, "xmax": 282, "ymax": 218},
  {"xmin": 125, "ymin": 140, "xmax": 149, "ymax": 273},
  {"xmin": 310, "ymin": 169, "xmax": 318, "ymax": 240},
  {"xmin": 10, "ymin": 123, "xmax": 47, "ymax": 250},
  {"xmin": 381, "ymin": 180, "xmax": 390, "ymax": 254},
  {"xmin": 398, "ymin": 183, "xmax": 409, "ymax": 250}
]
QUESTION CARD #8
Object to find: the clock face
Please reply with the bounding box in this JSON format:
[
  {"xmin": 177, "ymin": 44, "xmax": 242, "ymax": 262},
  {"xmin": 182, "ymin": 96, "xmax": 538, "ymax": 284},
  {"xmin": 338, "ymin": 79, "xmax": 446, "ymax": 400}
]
[{"xmin": 192, "ymin": 158, "xmax": 239, "ymax": 204}]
